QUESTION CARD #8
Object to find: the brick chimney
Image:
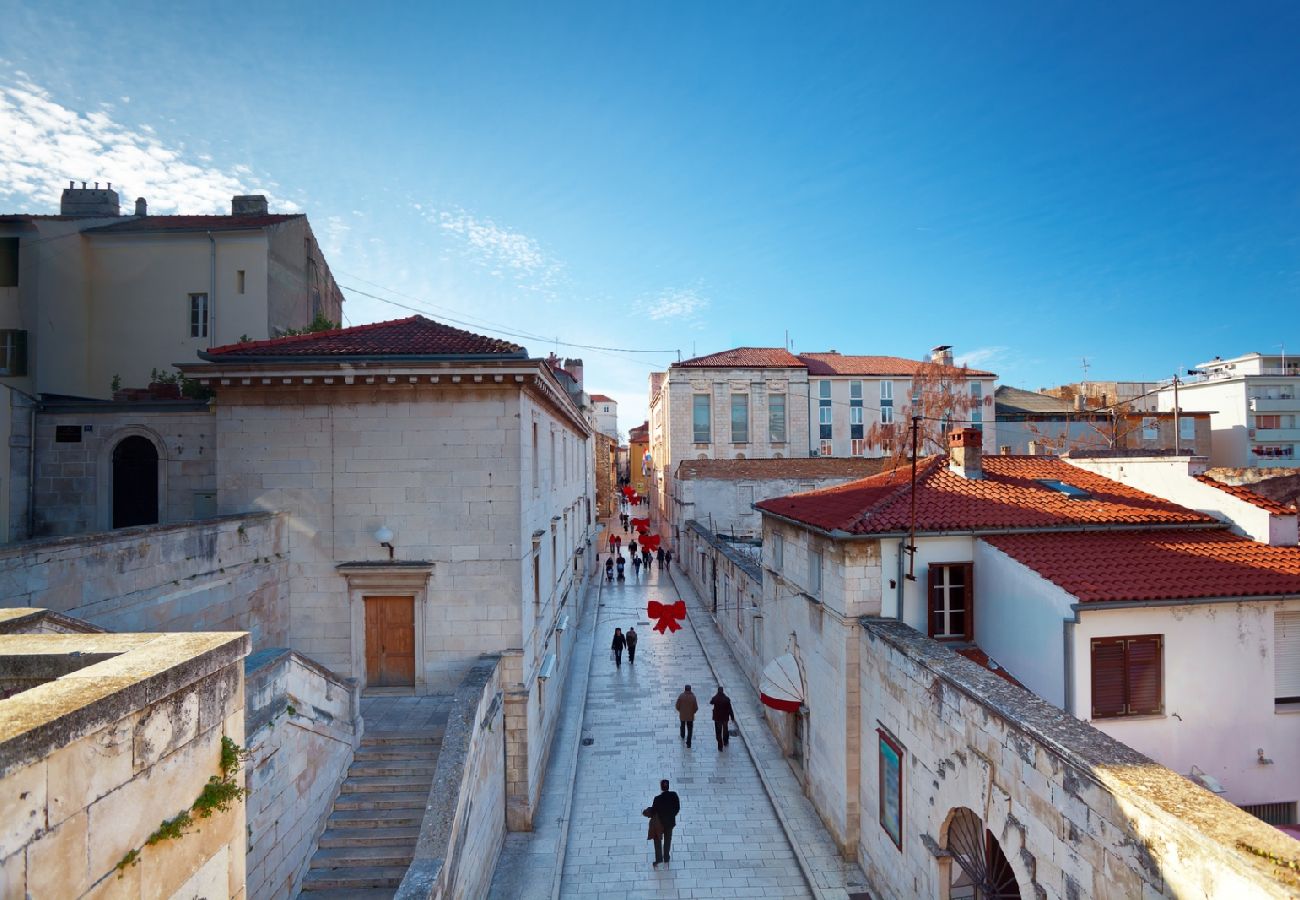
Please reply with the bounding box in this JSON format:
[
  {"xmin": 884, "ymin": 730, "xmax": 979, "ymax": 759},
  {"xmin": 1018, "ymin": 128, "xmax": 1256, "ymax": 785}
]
[
  {"xmin": 930, "ymin": 344, "xmax": 954, "ymax": 367},
  {"xmin": 563, "ymin": 357, "xmax": 584, "ymax": 389},
  {"xmin": 232, "ymin": 194, "xmax": 269, "ymax": 216},
  {"xmin": 60, "ymin": 180, "xmax": 120, "ymax": 216},
  {"xmin": 948, "ymin": 427, "xmax": 984, "ymax": 479}
]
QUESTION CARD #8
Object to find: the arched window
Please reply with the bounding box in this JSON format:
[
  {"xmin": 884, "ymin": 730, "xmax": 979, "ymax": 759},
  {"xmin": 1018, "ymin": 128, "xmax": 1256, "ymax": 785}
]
[
  {"xmin": 112, "ymin": 435, "xmax": 159, "ymax": 528},
  {"xmin": 945, "ymin": 808, "xmax": 1020, "ymax": 899}
]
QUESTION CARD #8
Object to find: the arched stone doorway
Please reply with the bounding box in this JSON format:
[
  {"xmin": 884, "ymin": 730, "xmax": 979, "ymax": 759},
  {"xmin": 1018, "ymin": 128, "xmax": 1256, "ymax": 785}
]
[
  {"xmin": 942, "ymin": 807, "xmax": 1021, "ymax": 899},
  {"xmin": 112, "ymin": 435, "xmax": 159, "ymax": 528}
]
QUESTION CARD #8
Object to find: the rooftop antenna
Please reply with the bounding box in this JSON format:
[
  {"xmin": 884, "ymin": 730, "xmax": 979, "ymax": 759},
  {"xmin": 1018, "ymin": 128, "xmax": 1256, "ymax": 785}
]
[{"xmin": 1080, "ymin": 356, "xmax": 1090, "ymax": 383}]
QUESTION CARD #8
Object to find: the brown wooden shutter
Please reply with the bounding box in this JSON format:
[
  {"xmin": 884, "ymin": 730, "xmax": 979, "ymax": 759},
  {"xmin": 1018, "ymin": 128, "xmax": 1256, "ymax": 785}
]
[
  {"xmin": 1091, "ymin": 638, "xmax": 1127, "ymax": 718},
  {"xmin": 1126, "ymin": 636, "xmax": 1163, "ymax": 715},
  {"xmin": 926, "ymin": 565, "xmax": 940, "ymax": 638},
  {"xmin": 961, "ymin": 562, "xmax": 974, "ymax": 641}
]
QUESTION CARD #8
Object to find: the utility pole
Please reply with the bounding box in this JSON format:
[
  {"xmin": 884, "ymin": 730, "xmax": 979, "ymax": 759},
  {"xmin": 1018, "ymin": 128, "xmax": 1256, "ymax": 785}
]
[
  {"xmin": 1172, "ymin": 373, "xmax": 1180, "ymax": 455},
  {"xmin": 905, "ymin": 416, "xmax": 920, "ymax": 581}
]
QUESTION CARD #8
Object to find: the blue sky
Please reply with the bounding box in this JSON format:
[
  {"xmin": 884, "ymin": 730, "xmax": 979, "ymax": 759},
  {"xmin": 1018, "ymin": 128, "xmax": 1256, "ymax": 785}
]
[{"xmin": 3, "ymin": 2, "xmax": 1298, "ymax": 434}]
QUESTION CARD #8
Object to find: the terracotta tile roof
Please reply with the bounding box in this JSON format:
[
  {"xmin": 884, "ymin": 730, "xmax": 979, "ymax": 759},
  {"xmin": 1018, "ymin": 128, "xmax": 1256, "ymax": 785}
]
[
  {"xmin": 589, "ymin": 394, "xmax": 615, "ymax": 403},
  {"xmin": 799, "ymin": 352, "xmax": 996, "ymax": 378},
  {"xmin": 201, "ymin": 315, "xmax": 526, "ymax": 359},
  {"xmin": 1193, "ymin": 474, "xmax": 1294, "ymax": 515},
  {"xmin": 628, "ymin": 422, "xmax": 649, "ymax": 442},
  {"xmin": 994, "ymin": 385, "xmax": 1080, "ymax": 417},
  {"xmin": 674, "ymin": 347, "xmax": 804, "ymax": 368},
  {"xmin": 954, "ymin": 647, "xmax": 1025, "ymax": 688},
  {"xmin": 676, "ymin": 457, "xmax": 893, "ymax": 481},
  {"xmin": 981, "ymin": 530, "xmax": 1300, "ymax": 603},
  {"xmin": 83, "ymin": 214, "xmax": 302, "ymax": 233},
  {"xmin": 754, "ymin": 455, "xmax": 1218, "ymax": 534}
]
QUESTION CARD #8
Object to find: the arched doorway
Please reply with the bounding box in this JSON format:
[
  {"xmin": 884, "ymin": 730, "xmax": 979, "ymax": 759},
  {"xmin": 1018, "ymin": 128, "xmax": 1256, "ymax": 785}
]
[
  {"xmin": 112, "ymin": 436, "xmax": 159, "ymax": 528},
  {"xmin": 944, "ymin": 807, "xmax": 1021, "ymax": 899}
]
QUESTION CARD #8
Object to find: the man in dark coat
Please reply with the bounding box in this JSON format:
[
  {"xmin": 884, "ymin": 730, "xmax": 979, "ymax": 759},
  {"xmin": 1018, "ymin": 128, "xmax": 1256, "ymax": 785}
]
[
  {"xmin": 651, "ymin": 779, "xmax": 681, "ymax": 865},
  {"xmin": 675, "ymin": 684, "xmax": 698, "ymax": 747},
  {"xmin": 710, "ymin": 687, "xmax": 736, "ymax": 750},
  {"xmin": 612, "ymin": 628, "xmax": 626, "ymax": 667},
  {"xmin": 626, "ymin": 626, "xmax": 638, "ymax": 664}
]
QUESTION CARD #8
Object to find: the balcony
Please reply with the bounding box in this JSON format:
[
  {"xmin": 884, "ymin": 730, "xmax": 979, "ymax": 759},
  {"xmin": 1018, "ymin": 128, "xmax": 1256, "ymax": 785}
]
[
  {"xmin": 1254, "ymin": 428, "xmax": 1300, "ymax": 442},
  {"xmin": 1250, "ymin": 398, "xmax": 1300, "ymax": 413}
]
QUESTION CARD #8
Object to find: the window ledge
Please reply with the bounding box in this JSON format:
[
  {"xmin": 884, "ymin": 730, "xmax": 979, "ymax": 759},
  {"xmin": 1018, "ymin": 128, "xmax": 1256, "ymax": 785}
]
[
  {"xmin": 1274, "ymin": 702, "xmax": 1300, "ymax": 715},
  {"xmin": 1091, "ymin": 713, "xmax": 1167, "ymax": 723}
]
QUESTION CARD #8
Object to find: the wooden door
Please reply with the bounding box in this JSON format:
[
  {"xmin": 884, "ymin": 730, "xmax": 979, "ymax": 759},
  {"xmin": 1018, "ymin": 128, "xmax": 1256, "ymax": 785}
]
[{"xmin": 364, "ymin": 596, "xmax": 415, "ymax": 687}]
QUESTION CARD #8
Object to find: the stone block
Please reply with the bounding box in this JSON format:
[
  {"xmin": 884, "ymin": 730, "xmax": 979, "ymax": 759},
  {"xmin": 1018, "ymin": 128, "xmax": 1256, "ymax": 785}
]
[
  {"xmin": 48, "ymin": 718, "xmax": 135, "ymax": 828},
  {"xmin": 0, "ymin": 761, "xmax": 45, "ymax": 860},
  {"xmin": 27, "ymin": 809, "xmax": 90, "ymax": 898},
  {"xmin": 134, "ymin": 690, "xmax": 201, "ymax": 773}
]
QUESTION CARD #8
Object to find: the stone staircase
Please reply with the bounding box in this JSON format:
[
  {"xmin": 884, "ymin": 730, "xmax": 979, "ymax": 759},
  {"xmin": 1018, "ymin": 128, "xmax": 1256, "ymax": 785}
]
[{"xmin": 297, "ymin": 727, "xmax": 444, "ymax": 899}]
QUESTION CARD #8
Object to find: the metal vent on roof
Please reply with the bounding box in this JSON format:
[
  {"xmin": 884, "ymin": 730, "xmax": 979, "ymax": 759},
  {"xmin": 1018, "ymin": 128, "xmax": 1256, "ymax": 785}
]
[{"xmin": 1037, "ymin": 479, "xmax": 1092, "ymax": 500}]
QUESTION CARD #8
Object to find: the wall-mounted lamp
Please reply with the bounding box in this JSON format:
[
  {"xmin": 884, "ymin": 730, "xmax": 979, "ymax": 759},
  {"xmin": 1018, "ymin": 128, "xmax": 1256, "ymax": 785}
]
[
  {"xmin": 1258, "ymin": 748, "xmax": 1275, "ymax": 765},
  {"xmin": 374, "ymin": 525, "xmax": 395, "ymax": 560}
]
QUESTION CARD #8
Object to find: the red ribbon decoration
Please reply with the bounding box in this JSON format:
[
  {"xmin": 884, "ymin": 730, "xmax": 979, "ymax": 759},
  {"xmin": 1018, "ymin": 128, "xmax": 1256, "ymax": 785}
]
[
  {"xmin": 630, "ymin": 517, "xmax": 650, "ymax": 530},
  {"xmin": 647, "ymin": 600, "xmax": 686, "ymax": 634}
]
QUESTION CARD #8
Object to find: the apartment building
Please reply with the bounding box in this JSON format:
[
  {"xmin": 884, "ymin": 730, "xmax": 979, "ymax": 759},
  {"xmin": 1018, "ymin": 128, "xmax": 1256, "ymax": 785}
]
[{"xmin": 588, "ymin": 393, "xmax": 619, "ymax": 439}]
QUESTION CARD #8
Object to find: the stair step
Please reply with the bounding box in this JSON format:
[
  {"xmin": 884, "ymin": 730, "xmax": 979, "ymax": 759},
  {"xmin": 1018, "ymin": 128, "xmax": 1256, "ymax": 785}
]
[
  {"xmin": 299, "ymin": 865, "xmax": 408, "ymax": 891},
  {"xmin": 318, "ymin": 825, "xmax": 422, "ymax": 848},
  {"xmin": 332, "ymin": 791, "xmax": 428, "ymax": 811},
  {"xmin": 342, "ymin": 775, "xmax": 432, "ymax": 793},
  {"xmin": 350, "ymin": 761, "xmax": 437, "ymax": 777},
  {"xmin": 361, "ymin": 730, "xmax": 443, "ymax": 746},
  {"xmin": 327, "ymin": 808, "xmax": 424, "ymax": 829},
  {"xmin": 296, "ymin": 888, "xmax": 394, "ymax": 899},
  {"xmin": 310, "ymin": 845, "xmax": 414, "ymax": 869},
  {"xmin": 353, "ymin": 746, "xmax": 441, "ymax": 762}
]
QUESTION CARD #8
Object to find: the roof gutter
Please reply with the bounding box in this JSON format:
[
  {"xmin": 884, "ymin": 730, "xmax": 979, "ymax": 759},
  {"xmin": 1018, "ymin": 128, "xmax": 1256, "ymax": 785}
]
[
  {"xmin": 753, "ymin": 512, "xmax": 1226, "ymax": 540},
  {"xmin": 192, "ymin": 351, "xmax": 529, "ymax": 364},
  {"xmin": 1069, "ymin": 593, "xmax": 1300, "ymax": 616}
]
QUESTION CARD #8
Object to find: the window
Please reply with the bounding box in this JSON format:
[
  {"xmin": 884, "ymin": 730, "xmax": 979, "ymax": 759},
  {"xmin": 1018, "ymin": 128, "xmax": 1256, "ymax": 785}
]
[
  {"xmin": 818, "ymin": 381, "xmax": 832, "ymax": 440},
  {"xmin": 189, "ymin": 292, "xmax": 209, "ymax": 337},
  {"xmin": 808, "ymin": 548, "xmax": 822, "ymax": 597},
  {"xmin": 819, "ymin": 440, "xmax": 832, "ymax": 457},
  {"xmin": 1241, "ymin": 802, "xmax": 1299, "ymax": 827},
  {"xmin": 236, "ymin": 269, "xmax": 246, "ymax": 294},
  {"xmin": 531, "ymin": 421, "xmax": 539, "ymax": 489},
  {"xmin": 1257, "ymin": 415, "xmax": 1281, "ymax": 429},
  {"xmin": 928, "ymin": 563, "xmax": 972, "ymax": 641},
  {"xmin": 737, "ymin": 484, "xmax": 755, "ymax": 508},
  {"xmin": 731, "ymin": 393, "xmax": 749, "ymax": 443},
  {"xmin": 878, "ymin": 729, "xmax": 904, "ymax": 849},
  {"xmin": 970, "ymin": 384, "xmax": 983, "ymax": 431},
  {"xmin": 850, "ymin": 380, "xmax": 864, "ymax": 441},
  {"xmin": 550, "ymin": 430, "xmax": 556, "ymax": 486},
  {"xmin": 769, "ymin": 393, "xmax": 787, "ymax": 443},
  {"xmin": 533, "ymin": 554, "xmax": 541, "ymax": 604},
  {"xmin": 880, "ymin": 380, "xmax": 894, "ymax": 425},
  {"xmin": 693, "ymin": 394, "xmax": 711, "ymax": 443},
  {"xmin": 1255, "ymin": 445, "xmax": 1295, "ymax": 458},
  {"xmin": 1142, "ymin": 417, "xmax": 1159, "ymax": 440},
  {"xmin": 1090, "ymin": 635, "xmax": 1163, "ymax": 718},
  {"xmin": 1179, "ymin": 416, "xmax": 1195, "ymax": 441},
  {"xmin": 851, "ymin": 438, "xmax": 866, "ymax": 456},
  {"xmin": 55, "ymin": 425, "xmax": 82, "ymax": 443},
  {"xmin": 772, "ymin": 533, "xmax": 783, "ymax": 570},
  {"xmin": 1276, "ymin": 611, "xmax": 1300, "ymax": 705},
  {"xmin": 0, "ymin": 237, "xmax": 17, "ymax": 286},
  {"xmin": 0, "ymin": 329, "xmax": 28, "ymax": 376}
]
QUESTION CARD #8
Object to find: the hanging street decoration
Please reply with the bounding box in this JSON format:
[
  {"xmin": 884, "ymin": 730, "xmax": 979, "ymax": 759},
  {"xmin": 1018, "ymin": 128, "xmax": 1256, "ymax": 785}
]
[{"xmin": 647, "ymin": 599, "xmax": 686, "ymax": 634}]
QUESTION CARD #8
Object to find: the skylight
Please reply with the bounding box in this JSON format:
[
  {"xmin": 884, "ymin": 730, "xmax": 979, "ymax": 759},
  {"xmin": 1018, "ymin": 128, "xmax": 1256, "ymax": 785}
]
[{"xmin": 1037, "ymin": 479, "xmax": 1092, "ymax": 500}]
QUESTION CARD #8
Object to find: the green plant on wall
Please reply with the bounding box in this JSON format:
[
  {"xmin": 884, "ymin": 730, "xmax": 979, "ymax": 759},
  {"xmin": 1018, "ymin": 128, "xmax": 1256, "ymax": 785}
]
[{"xmin": 116, "ymin": 736, "xmax": 249, "ymax": 876}]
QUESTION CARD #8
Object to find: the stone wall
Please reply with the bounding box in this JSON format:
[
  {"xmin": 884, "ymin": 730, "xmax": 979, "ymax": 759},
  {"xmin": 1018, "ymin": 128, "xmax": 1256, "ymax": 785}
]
[
  {"xmin": 857, "ymin": 620, "xmax": 1300, "ymax": 899},
  {"xmin": 0, "ymin": 512, "xmax": 289, "ymax": 647},
  {"xmin": 0, "ymin": 628, "xmax": 250, "ymax": 899},
  {"xmin": 396, "ymin": 656, "xmax": 506, "ymax": 900},
  {"xmin": 244, "ymin": 648, "xmax": 360, "ymax": 900},
  {"xmin": 679, "ymin": 521, "xmax": 764, "ymax": 687},
  {"xmin": 32, "ymin": 401, "xmax": 217, "ymax": 537}
]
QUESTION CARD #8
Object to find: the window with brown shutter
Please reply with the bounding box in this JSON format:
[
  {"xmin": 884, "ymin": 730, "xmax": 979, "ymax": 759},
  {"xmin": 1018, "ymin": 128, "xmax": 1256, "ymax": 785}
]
[
  {"xmin": 927, "ymin": 563, "xmax": 973, "ymax": 641},
  {"xmin": 1091, "ymin": 635, "xmax": 1163, "ymax": 719}
]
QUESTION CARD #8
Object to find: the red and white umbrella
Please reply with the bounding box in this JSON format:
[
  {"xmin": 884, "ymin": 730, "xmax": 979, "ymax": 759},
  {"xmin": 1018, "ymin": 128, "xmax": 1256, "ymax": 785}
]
[{"xmin": 759, "ymin": 654, "xmax": 804, "ymax": 713}]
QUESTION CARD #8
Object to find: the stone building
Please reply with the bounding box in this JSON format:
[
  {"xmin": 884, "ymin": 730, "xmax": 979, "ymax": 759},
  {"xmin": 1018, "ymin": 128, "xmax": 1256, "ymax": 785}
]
[
  {"xmin": 627, "ymin": 419, "xmax": 650, "ymax": 498},
  {"xmin": 587, "ymin": 392, "xmax": 618, "ymax": 440},
  {"xmin": 181, "ymin": 314, "xmax": 595, "ymax": 829}
]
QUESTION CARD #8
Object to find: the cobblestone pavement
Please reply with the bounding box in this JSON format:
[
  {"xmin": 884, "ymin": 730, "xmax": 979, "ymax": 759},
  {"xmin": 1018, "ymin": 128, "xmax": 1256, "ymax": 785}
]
[{"xmin": 558, "ymin": 558, "xmax": 814, "ymax": 899}]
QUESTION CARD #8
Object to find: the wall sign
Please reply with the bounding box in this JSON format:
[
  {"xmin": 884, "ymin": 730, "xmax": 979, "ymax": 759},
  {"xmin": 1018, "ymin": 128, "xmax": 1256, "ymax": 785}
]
[{"xmin": 878, "ymin": 727, "xmax": 904, "ymax": 849}]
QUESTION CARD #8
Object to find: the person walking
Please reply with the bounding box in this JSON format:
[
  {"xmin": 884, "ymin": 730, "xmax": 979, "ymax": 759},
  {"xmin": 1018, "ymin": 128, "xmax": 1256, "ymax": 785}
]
[
  {"xmin": 665, "ymin": 548, "xmax": 674, "ymax": 567},
  {"xmin": 629, "ymin": 539, "xmax": 638, "ymax": 557},
  {"xmin": 710, "ymin": 687, "xmax": 736, "ymax": 750},
  {"xmin": 632, "ymin": 553, "xmax": 642, "ymax": 577},
  {"xmin": 626, "ymin": 626, "xmax": 638, "ymax": 664},
  {"xmin": 649, "ymin": 779, "xmax": 680, "ymax": 865},
  {"xmin": 605, "ymin": 555, "xmax": 614, "ymax": 581},
  {"xmin": 642, "ymin": 547, "xmax": 651, "ymax": 569},
  {"xmin": 616, "ymin": 556, "xmax": 625, "ymax": 580},
  {"xmin": 656, "ymin": 546, "xmax": 665, "ymax": 567},
  {"xmin": 675, "ymin": 684, "xmax": 698, "ymax": 747},
  {"xmin": 612, "ymin": 628, "xmax": 626, "ymax": 667}
]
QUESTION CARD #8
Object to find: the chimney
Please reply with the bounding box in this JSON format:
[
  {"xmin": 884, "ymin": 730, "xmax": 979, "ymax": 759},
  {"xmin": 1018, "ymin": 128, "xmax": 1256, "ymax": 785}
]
[
  {"xmin": 999, "ymin": 445, "xmax": 1011, "ymax": 455},
  {"xmin": 949, "ymin": 427, "xmax": 984, "ymax": 479},
  {"xmin": 232, "ymin": 194, "xmax": 269, "ymax": 216},
  {"xmin": 1074, "ymin": 394, "xmax": 1086, "ymax": 411},
  {"xmin": 134, "ymin": 197, "xmax": 148, "ymax": 216},
  {"xmin": 1027, "ymin": 440, "xmax": 1040, "ymax": 456},
  {"xmin": 60, "ymin": 180, "xmax": 121, "ymax": 216},
  {"xmin": 930, "ymin": 345, "xmax": 954, "ymax": 367},
  {"xmin": 563, "ymin": 357, "xmax": 584, "ymax": 389}
]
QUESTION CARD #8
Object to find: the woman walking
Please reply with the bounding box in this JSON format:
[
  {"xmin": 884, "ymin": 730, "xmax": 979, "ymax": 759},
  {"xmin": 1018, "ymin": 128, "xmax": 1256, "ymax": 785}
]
[{"xmin": 612, "ymin": 628, "xmax": 626, "ymax": 667}]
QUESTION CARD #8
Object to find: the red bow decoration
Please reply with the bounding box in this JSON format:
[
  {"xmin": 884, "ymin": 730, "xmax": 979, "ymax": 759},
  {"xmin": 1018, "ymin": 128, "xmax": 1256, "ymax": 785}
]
[
  {"xmin": 631, "ymin": 517, "xmax": 650, "ymax": 530},
  {"xmin": 640, "ymin": 533, "xmax": 660, "ymax": 550},
  {"xmin": 647, "ymin": 600, "xmax": 686, "ymax": 634}
]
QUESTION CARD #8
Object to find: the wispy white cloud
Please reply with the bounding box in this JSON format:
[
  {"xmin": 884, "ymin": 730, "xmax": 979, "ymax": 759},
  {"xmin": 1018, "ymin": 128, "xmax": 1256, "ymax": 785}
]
[
  {"xmin": 0, "ymin": 77, "xmax": 298, "ymax": 214},
  {"xmin": 635, "ymin": 286, "xmax": 711, "ymax": 326},
  {"xmin": 414, "ymin": 203, "xmax": 563, "ymax": 294},
  {"xmin": 954, "ymin": 345, "xmax": 1008, "ymax": 369}
]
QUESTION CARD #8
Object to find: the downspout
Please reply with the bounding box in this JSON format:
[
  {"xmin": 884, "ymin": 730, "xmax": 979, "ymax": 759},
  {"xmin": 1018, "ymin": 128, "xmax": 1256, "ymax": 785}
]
[
  {"xmin": 207, "ymin": 231, "xmax": 216, "ymax": 348},
  {"xmin": 26, "ymin": 396, "xmax": 35, "ymax": 539},
  {"xmin": 1062, "ymin": 617, "xmax": 1076, "ymax": 716},
  {"xmin": 893, "ymin": 538, "xmax": 906, "ymax": 620}
]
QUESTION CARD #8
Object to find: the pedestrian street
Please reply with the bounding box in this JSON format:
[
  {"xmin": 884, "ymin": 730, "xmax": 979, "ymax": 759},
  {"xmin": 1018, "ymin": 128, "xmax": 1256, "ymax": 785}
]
[{"xmin": 558, "ymin": 558, "xmax": 813, "ymax": 899}]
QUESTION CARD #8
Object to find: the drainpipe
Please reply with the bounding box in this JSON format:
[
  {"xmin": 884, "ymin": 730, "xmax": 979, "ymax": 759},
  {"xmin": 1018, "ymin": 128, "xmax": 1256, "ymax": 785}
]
[
  {"xmin": 207, "ymin": 231, "xmax": 217, "ymax": 348},
  {"xmin": 885, "ymin": 539, "xmax": 905, "ymax": 620},
  {"xmin": 26, "ymin": 396, "xmax": 36, "ymax": 539},
  {"xmin": 1062, "ymin": 617, "xmax": 1076, "ymax": 716}
]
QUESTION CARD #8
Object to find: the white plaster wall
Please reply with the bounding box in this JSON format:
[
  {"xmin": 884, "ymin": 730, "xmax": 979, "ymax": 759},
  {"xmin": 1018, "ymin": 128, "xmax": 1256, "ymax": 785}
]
[
  {"xmin": 971, "ymin": 540, "xmax": 1074, "ymax": 704},
  {"xmin": 1071, "ymin": 599, "xmax": 1300, "ymax": 808},
  {"xmin": 1065, "ymin": 455, "xmax": 1297, "ymax": 545},
  {"xmin": 676, "ymin": 473, "xmax": 863, "ymax": 540},
  {"xmin": 1160, "ymin": 379, "xmax": 1250, "ymax": 467},
  {"xmin": 882, "ymin": 535, "xmax": 977, "ymax": 629}
]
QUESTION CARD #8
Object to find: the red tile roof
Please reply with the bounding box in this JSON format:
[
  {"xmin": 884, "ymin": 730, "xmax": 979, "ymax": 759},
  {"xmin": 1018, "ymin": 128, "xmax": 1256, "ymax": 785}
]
[
  {"xmin": 674, "ymin": 347, "xmax": 804, "ymax": 368},
  {"xmin": 955, "ymin": 647, "xmax": 1026, "ymax": 688},
  {"xmin": 981, "ymin": 530, "xmax": 1300, "ymax": 602},
  {"xmin": 589, "ymin": 394, "xmax": 615, "ymax": 403},
  {"xmin": 755, "ymin": 455, "xmax": 1218, "ymax": 534},
  {"xmin": 83, "ymin": 214, "xmax": 302, "ymax": 233},
  {"xmin": 799, "ymin": 352, "xmax": 996, "ymax": 378},
  {"xmin": 1194, "ymin": 474, "xmax": 1294, "ymax": 515},
  {"xmin": 201, "ymin": 315, "xmax": 526, "ymax": 359},
  {"xmin": 676, "ymin": 457, "xmax": 893, "ymax": 481}
]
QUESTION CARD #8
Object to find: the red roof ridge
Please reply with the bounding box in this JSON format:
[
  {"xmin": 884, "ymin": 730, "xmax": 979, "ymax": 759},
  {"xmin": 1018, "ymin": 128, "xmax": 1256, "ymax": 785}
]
[
  {"xmin": 207, "ymin": 316, "xmax": 418, "ymax": 356},
  {"xmin": 1193, "ymin": 474, "xmax": 1294, "ymax": 515}
]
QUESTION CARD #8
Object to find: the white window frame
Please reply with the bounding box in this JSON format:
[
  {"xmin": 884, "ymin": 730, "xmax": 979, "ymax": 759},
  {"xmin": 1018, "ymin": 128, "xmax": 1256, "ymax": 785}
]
[{"xmin": 189, "ymin": 292, "xmax": 209, "ymax": 338}]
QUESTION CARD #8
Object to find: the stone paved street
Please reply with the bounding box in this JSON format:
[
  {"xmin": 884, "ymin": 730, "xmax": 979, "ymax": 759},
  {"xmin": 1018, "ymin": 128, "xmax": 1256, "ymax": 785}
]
[{"xmin": 558, "ymin": 556, "xmax": 813, "ymax": 899}]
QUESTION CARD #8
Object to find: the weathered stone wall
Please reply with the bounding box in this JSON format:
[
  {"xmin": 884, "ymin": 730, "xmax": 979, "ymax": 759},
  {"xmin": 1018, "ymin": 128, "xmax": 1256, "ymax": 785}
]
[
  {"xmin": 679, "ymin": 521, "xmax": 764, "ymax": 687},
  {"xmin": 32, "ymin": 402, "xmax": 216, "ymax": 537},
  {"xmin": 0, "ymin": 629, "xmax": 250, "ymax": 899},
  {"xmin": 244, "ymin": 648, "xmax": 360, "ymax": 900},
  {"xmin": 0, "ymin": 512, "xmax": 289, "ymax": 647},
  {"xmin": 857, "ymin": 620, "xmax": 1300, "ymax": 899},
  {"xmin": 396, "ymin": 656, "xmax": 506, "ymax": 900}
]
